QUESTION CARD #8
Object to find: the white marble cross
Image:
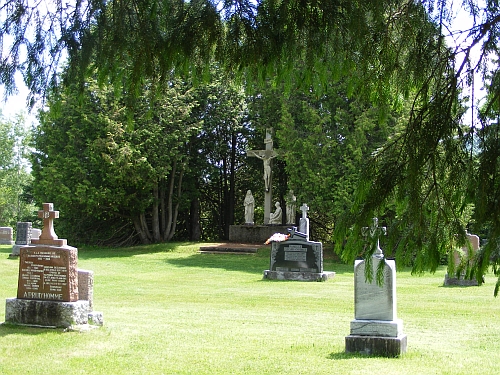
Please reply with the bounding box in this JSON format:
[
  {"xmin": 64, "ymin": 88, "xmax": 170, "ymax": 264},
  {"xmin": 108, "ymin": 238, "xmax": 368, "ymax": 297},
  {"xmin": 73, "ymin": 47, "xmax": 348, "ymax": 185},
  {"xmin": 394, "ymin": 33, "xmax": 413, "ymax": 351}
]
[
  {"xmin": 362, "ymin": 217, "xmax": 386, "ymax": 258},
  {"xmin": 300, "ymin": 203, "xmax": 309, "ymax": 219}
]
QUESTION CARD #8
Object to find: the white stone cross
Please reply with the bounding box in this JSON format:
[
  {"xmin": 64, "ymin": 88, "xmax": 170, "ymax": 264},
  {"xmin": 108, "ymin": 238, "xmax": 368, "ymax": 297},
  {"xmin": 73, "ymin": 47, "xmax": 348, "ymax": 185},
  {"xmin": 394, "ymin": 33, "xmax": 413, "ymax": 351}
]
[
  {"xmin": 361, "ymin": 217, "xmax": 386, "ymax": 258},
  {"xmin": 247, "ymin": 128, "xmax": 279, "ymax": 224},
  {"xmin": 38, "ymin": 203, "xmax": 60, "ymax": 241},
  {"xmin": 300, "ymin": 203, "xmax": 309, "ymax": 219}
]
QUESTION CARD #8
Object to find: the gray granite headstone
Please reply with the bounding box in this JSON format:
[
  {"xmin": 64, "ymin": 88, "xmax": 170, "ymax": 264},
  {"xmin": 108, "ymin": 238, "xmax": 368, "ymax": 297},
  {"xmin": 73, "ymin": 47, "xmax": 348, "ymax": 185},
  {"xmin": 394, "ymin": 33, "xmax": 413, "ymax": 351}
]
[
  {"xmin": 444, "ymin": 232, "xmax": 480, "ymax": 286},
  {"xmin": 0, "ymin": 227, "xmax": 14, "ymax": 245},
  {"xmin": 298, "ymin": 204, "xmax": 309, "ymax": 241},
  {"xmin": 263, "ymin": 227, "xmax": 335, "ymax": 281},
  {"xmin": 10, "ymin": 222, "xmax": 32, "ymax": 257}
]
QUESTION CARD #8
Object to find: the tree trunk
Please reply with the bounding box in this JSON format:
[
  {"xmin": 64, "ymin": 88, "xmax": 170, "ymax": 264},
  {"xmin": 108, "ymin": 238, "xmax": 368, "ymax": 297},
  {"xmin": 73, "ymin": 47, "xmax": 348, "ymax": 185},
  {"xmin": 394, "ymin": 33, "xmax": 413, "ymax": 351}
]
[
  {"xmin": 166, "ymin": 168, "xmax": 183, "ymax": 241},
  {"xmin": 152, "ymin": 185, "xmax": 161, "ymax": 242},
  {"xmin": 228, "ymin": 130, "xmax": 237, "ymax": 226},
  {"xmin": 133, "ymin": 215, "xmax": 151, "ymax": 244},
  {"xmin": 190, "ymin": 197, "xmax": 202, "ymax": 241}
]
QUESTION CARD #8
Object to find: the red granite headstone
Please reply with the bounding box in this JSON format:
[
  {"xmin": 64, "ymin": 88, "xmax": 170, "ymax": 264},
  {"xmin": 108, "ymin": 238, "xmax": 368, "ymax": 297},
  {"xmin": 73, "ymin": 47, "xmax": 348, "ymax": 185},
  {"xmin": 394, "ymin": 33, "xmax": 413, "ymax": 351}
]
[{"xmin": 17, "ymin": 203, "xmax": 78, "ymax": 302}]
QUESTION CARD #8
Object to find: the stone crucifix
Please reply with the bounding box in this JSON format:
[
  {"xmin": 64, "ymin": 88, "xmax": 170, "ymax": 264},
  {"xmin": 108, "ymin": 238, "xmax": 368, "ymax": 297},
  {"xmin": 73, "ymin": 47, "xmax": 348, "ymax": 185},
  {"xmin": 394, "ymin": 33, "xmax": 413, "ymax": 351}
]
[
  {"xmin": 361, "ymin": 217, "xmax": 386, "ymax": 259},
  {"xmin": 247, "ymin": 128, "xmax": 279, "ymax": 224}
]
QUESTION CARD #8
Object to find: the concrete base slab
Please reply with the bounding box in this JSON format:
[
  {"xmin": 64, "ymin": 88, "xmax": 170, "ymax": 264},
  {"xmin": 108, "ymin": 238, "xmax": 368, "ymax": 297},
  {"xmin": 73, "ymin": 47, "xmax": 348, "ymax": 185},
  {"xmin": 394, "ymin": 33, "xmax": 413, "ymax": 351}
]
[
  {"xmin": 5, "ymin": 298, "xmax": 90, "ymax": 328},
  {"xmin": 263, "ymin": 270, "xmax": 335, "ymax": 282},
  {"xmin": 444, "ymin": 274, "xmax": 479, "ymax": 286},
  {"xmin": 345, "ymin": 334, "xmax": 407, "ymax": 357}
]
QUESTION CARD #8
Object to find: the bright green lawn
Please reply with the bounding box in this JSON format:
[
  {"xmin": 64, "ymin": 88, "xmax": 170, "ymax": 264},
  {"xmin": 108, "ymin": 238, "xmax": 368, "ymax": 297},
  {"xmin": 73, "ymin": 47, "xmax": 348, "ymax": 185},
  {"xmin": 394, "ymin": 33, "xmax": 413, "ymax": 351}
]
[{"xmin": 0, "ymin": 242, "xmax": 499, "ymax": 375}]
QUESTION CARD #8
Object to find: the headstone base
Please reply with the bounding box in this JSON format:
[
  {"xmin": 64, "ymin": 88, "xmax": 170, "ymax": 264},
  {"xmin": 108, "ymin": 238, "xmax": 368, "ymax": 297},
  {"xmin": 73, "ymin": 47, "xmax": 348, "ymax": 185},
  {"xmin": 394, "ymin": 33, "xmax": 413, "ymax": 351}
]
[
  {"xmin": 9, "ymin": 245, "xmax": 22, "ymax": 258},
  {"xmin": 5, "ymin": 298, "xmax": 94, "ymax": 328},
  {"xmin": 444, "ymin": 274, "xmax": 479, "ymax": 286},
  {"xmin": 345, "ymin": 334, "xmax": 407, "ymax": 357},
  {"xmin": 229, "ymin": 225, "xmax": 293, "ymax": 243},
  {"xmin": 350, "ymin": 319, "xmax": 403, "ymax": 337},
  {"xmin": 263, "ymin": 270, "xmax": 335, "ymax": 282}
]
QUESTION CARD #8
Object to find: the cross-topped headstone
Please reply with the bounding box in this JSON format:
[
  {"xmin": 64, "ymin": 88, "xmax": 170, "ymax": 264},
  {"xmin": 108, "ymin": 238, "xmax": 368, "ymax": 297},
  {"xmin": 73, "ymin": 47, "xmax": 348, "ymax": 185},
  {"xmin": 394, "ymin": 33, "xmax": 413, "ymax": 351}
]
[
  {"xmin": 300, "ymin": 203, "xmax": 309, "ymax": 219},
  {"xmin": 298, "ymin": 203, "xmax": 310, "ymax": 240},
  {"xmin": 31, "ymin": 203, "xmax": 67, "ymax": 246},
  {"xmin": 361, "ymin": 217, "xmax": 386, "ymax": 259},
  {"xmin": 247, "ymin": 128, "xmax": 280, "ymax": 224}
]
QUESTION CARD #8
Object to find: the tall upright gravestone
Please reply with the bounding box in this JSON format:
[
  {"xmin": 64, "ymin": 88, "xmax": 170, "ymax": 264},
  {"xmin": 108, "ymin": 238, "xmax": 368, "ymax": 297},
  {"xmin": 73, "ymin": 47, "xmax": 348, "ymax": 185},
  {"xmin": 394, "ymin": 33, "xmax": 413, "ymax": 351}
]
[
  {"xmin": 345, "ymin": 218, "xmax": 407, "ymax": 357},
  {"xmin": 5, "ymin": 203, "xmax": 103, "ymax": 328}
]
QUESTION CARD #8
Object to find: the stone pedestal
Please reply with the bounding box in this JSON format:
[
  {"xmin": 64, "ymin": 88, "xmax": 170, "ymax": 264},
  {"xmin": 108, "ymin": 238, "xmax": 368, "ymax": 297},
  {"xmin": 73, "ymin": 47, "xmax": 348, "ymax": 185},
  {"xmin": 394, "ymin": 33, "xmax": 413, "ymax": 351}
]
[
  {"xmin": 345, "ymin": 335, "xmax": 407, "ymax": 357},
  {"xmin": 263, "ymin": 269, "xmax": 335, "ymax": 281},
  {"xmin": 5, "ymin": 298, "xmax": 90, "ymax": 328},
  {"xmin": 229, "ymin": 225, "xmax": 292, "ymax": 243}
]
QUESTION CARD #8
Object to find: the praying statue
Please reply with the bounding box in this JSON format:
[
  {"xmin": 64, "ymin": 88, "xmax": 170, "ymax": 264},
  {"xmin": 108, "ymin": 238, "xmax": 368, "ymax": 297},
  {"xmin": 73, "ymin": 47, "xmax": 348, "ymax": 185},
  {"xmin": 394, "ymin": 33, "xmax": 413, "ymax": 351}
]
[
  {"xmin": 285, "ymin": 190, "xmax": 296, "ymax": 224},
  {"xmin": 269, "ymin": 202, "xmax": 283, "ymax": 224},
  {"xmin": 244, "ymin": 190, "xmax": 255, "ymax": 225}
]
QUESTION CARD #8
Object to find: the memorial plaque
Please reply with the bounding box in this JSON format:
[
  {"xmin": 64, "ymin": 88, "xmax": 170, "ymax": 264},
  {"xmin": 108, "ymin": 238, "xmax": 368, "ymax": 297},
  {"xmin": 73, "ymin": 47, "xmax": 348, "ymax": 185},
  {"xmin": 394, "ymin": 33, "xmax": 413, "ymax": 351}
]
[
  {"xmin": 270, "ymin": 236, "xmax": 323, "ymax": 273},
  {"xmin": 17, "ymin": 246, "xmax": 78, "ymax": 302}
]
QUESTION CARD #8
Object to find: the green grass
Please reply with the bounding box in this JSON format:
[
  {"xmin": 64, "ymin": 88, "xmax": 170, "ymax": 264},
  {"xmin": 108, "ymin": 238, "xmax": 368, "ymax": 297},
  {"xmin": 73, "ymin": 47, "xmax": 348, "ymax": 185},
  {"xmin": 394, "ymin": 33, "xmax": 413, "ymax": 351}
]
[{"xmin": 1, "ymin": 242, "xmax": 500, "ymax": 374}]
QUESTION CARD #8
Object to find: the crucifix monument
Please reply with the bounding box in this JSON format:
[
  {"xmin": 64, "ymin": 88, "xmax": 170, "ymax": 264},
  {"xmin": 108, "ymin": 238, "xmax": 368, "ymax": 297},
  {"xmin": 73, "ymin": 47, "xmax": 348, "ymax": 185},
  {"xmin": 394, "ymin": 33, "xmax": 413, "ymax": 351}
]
[{"xmin": 247, "ymin": 128, "xmax": 279, "ymax": 224}]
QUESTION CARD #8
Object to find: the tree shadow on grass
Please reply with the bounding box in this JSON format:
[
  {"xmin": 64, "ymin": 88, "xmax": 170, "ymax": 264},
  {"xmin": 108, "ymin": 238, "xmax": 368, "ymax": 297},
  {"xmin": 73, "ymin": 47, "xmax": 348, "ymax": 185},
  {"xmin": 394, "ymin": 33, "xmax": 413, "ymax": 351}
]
[
  {"xmin": 165, "ymin": 252, "xmax": 270, "ymax": 275},
  {"xmin": 165, "ymin": 248, "xmax": 353, "ymax": 276},
  {"xmin": 76, "ymin": 242, "xmax": 193, "ymax": 260},
  {"xmin": 0, "ymin": 323, "xmax": 65, "ymax": 336},
  {"xmin": 327, "ymin": 351, "xmax": 403, "ymax": 360},
  {"xmin": 0, "ymin": 245, "xmax": 15, "ymax": 259}
]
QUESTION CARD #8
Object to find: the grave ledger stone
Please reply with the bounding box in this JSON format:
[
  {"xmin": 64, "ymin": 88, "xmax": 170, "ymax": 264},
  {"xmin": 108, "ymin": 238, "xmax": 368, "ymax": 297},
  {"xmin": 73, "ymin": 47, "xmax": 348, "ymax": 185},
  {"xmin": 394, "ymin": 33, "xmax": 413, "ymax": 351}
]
[
  {"xmin": 263, "ymin": 226, "xmax": 335, "ymax": 281},
  {"xmin": 444, "ymin": 233, "xmax": 480, "ymax": 286},
  {"xmin": 345, "ymin": 218, "xmax": 407, "ymax": 357},
  {"xmin": 5, "ymin": 203, "xmax": 103, "ymax": 328},
  {"xmin": 0, "ymin": 227, "xmax": 14, "ymax": 245}
]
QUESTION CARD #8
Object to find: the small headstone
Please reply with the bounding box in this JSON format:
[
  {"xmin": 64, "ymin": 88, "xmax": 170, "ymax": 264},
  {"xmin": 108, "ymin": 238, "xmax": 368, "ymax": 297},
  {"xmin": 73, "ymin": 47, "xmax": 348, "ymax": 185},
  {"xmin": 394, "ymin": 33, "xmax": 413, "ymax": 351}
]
[
  {"xmin": 345, "ymin": 218, "xmax": 407, "ymax": 357},
  {"xmin": 444, "ymin": 233, "xmax": 480, "ymax": 286},
  {"xmin": 298, "ymin": 203, "xmax": 309, "ymax": 240},
  {"xmin": 263, "ymin": 227, "xmax": 335, "ymax": 281},
  {"xmin": 9, "ymin": 222, "xmax": 33, "ymax": 257},
  {"xmin": 31, "ymin": 228, "xmax": 41, "ymax": 241},
  {"xmin": 5, "ymin": 203, "xmax": 103, "ymax": 328},
  {"xmin": 0, "ymin": 227, "xmax": 14, "ymax": 245}
]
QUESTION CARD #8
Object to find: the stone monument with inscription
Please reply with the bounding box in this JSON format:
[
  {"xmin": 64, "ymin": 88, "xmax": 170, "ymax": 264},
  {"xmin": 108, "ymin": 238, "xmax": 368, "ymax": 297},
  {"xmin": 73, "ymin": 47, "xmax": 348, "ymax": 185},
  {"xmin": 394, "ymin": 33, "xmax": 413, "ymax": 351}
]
[
  {"xmin": 0, "ymin": 227, "xmax": 14, "ymax": 245},
  {"xmin": 10, "ymin": 222, "xmax": 32, "ymax": 257},
  {"xmin": 5, "ymin": 203, "xmax": 103, "ymax": 328},
  {"xmin": 444, "ymin": 232, "xmax": 481, "ymax": 286},
  {"xmin": 345, "ymin": 218, "xmax": 407, "ymax": 357},
  {"xmin": 263, "ymin": 226, "xmax": 335, "ymax": 281}
]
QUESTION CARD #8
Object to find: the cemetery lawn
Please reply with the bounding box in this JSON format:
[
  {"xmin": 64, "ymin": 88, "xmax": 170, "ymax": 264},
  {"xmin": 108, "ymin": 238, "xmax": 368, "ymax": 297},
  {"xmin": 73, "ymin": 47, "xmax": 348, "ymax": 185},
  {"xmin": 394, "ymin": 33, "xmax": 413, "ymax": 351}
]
[{"xmin": 1, "ymin": 243, "xmax": 500, "ymax": 375}]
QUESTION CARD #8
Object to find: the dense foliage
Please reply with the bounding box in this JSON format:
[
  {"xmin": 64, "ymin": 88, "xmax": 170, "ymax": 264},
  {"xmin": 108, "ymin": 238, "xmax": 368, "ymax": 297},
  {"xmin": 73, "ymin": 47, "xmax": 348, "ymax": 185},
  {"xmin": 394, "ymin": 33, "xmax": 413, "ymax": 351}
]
[
  {"xmin": 3, "ymin": 1, "xmax": 500, "ymax": 292},
  {"xmin": 0, "ymin": 112, "xmax": 35, "ymax": 228}
]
